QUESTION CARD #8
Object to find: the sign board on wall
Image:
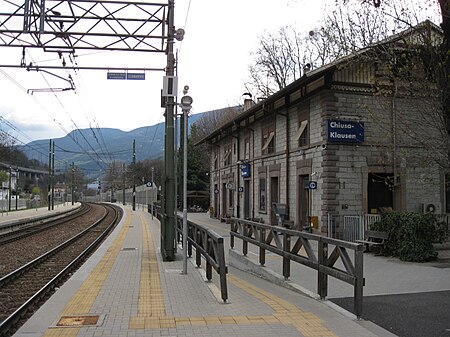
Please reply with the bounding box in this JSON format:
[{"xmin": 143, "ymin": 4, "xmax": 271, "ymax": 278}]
[
  {"xmin": 328, "ymin": 120, "xmax": 364, "ymax": 143},
  {"xmin": 240, "ymin": 163, "xmax": 251, "ymax": 178}
]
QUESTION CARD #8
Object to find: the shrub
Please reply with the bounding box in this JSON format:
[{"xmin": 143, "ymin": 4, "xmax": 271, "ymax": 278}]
[{"xmin": 371, "ymin": 211, "xmax": 446, "ymax": 262}]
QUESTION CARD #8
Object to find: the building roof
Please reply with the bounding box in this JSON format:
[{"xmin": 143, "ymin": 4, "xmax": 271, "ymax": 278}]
[{"xmin": 196, "ymin": 20, "xmax": 442, "ymax": 146}]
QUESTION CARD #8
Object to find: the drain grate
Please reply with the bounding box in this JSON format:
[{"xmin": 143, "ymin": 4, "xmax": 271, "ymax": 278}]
[
  {"xmin": 56, "ymin": 315, "xmax": 100, "ymax": 327},
  {"xmin": 121, "ymin": 247, "xmax": 137, "ymax": 251}
]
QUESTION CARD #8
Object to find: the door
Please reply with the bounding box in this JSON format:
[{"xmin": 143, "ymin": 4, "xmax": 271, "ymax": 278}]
[
  {"xmin": 270, "ymin": 176, "xmax": 279, "ymax": 225},
  {"xmin": 213, "ymin": 184, "xmax": 219, "ymax": 218},
  {"xmin": 297, "ymin": 175, "xmax": 309, "ymax": 230},
  {"xmin": 221, "ymin": 183, "xmax": 227, "ymax": 219},
  {"xmin": 244, "ymin": 180, "xmax": 251, "ymax": 219}
]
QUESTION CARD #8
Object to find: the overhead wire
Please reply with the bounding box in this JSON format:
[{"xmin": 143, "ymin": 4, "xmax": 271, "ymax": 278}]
[
  {"xmin": 0, "ymin": 21, "xmax": 111, "ymax": 171},
  {"xmin": 23, "ymin": 49, "xmax": 109, "ymax": 170}
]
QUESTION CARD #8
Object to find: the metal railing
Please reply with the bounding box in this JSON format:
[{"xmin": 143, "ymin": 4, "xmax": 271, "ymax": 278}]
[
  {"xmin": 175, "ymin": 215, "xmax": 228, "ymax": 302},
  {"xmin": 230, "ymin": 217, "xmax": 365, "ymax": 318},
  {"xmin": 329, "ymin": 213, "xmax": 381, "ymax": 242}
]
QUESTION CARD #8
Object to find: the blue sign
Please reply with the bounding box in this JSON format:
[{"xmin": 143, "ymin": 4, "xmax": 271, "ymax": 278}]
[
  {"xmin": 241, "ymin": 163, "xmax": 251, "ymax": 178},
  {"xmin": 328, "ymin": 120, "xmax": 364, "ymax": 143},
  {"xmin": 127, "ymin": 73, "xmax": 145, "ymax": 80},
  {"xmin": 308, "ymin": 181, "xmax": 317, "ymax": 189},
  {"xmin": 107, "ymin": 72, "xmax": 126, "ymax": 80}
]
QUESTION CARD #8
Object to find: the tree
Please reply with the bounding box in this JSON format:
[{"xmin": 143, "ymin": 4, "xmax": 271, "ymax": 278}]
[
  {"xmin": 247, "ymin": 0, "xmax": 438, "ymax": 97},
  {"xmin": 356, "ymin": 0, "xmax": 450, "ymax": 136},
  {"xmin": 193, "ymin": 106, "xmax": 242, "ymax": 140}
]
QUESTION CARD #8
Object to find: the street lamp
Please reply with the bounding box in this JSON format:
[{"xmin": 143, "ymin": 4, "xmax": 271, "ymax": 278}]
[{"xmin": 180, "ymin": 85, "xmax": 193, "ymax": 275}]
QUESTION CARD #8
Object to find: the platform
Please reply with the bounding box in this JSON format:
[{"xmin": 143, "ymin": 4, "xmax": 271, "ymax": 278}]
[
  {"xmin": 0, "ymin": 202, "xmax": 81, "ymax": 226},
  {"xmin": 13, "ymin": 205, "xmax": 394, "ymax": 337}
]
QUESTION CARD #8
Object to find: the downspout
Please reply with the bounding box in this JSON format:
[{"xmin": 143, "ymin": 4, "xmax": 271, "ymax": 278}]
[
  {"xmin": 285, "ymin": 99, "xmax": 290, "ymax": 219},
  {"xmin": 392, "ymin": 69, "xmax": 398, "ymax": 207},
  {"xmin": 234, "ymin": 132, "xmax": 240, "ymax": 218}
]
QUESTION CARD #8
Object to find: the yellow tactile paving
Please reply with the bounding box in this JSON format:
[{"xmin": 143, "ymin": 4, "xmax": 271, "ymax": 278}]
[
  {"xmin": 128, "ymin": 214, "xmax": 338, "ymax": 337},
  {"xmin": 42, "ymin": 211, "xmax": 133, "ymax": 337},
  {"xmin": 40, "ymin": 208, "xmax": 338, "ymax": 337}
]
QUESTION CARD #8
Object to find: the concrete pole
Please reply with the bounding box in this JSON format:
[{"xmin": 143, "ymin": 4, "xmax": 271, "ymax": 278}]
[
  {"xmin": 48, "ymin": 139, "xmax": 51, "ymax": 211},
  {"xmin": 122, "ymin": 163, "xmax": 126, "ymax": 205},
  {"xmin": 133, "ymin": 139, "xmax": 136, "ymax": 211},
  {"xmin": 71, "ymin": 162, "xmax": 75, "ymax": 206},
  {"xmin": 151, "ymin": 167, "xmax": 154, "ymax": 219},
  {"xmin": 51, "ymin": 141, "xmax": 55, "ymax": 210},
  {"xmin": 15, "ymin": 166, "xmax": 18, "ymax": 210},
  {"xmin": 8, "ymin": 166, "xmax": 11, "ymax": 211}
]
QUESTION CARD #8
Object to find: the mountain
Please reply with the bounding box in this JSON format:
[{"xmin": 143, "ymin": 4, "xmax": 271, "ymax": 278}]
[{"xmin": 21, "ymin": 113, "xmax": 204, "ymax": 178}]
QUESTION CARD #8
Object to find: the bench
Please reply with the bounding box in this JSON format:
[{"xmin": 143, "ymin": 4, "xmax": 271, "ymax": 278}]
[{"xmin": 356, "ymin": 230, "xmax": 389, "ymax": 254}]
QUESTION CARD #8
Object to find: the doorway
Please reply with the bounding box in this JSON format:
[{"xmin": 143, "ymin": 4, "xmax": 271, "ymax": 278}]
[
  {"xmin": 368, "ymin": 173, "xmax": 393, "ymax": 213},
  {"xmin": 297, "ymin": 175, "xmax": 310, "ymax": 230},
  {"xmin": 244, "ymin": 180, "xmax": 251, "ymax": 219},
  {"xmin": 270, "ymin": 176, "xmax": 279, "ymax": 225}
]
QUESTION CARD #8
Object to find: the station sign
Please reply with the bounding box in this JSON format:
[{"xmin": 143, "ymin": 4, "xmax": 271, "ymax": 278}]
[
  {"xmin": 107, "ymin": 72, "xmax": 145, "ymax": 80},
  {"xmin": 127, "ymin": 73, "xmax": 145, "ymax": 80},
  {"xmin": 240, "ymin": 163, "xmax": 251, "ymax": 178},
  {"xmin": 328, "ymin": 120, "xmax": 364, "ymax": 143},
  {"xmin": 107, "ymin": 72, "xmax": 126, "ymax": 80}
]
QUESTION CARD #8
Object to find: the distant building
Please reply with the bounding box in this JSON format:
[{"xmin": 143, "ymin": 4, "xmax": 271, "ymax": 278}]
[{"xmin": 198, "ymin": 21, "xmax": 448, "ymax": 236}]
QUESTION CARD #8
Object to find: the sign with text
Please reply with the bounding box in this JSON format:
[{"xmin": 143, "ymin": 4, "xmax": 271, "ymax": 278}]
[
  {"xmin": 240, "ymin": 163, "xmax": 251, "ymax": 178},
  {"xmin": 107, "ymin": 72, "xmax": 145, "ymax": 80},
  {"xmin": 107, "ymin": 72, "xmax": 126, "ymax": 80},
  {"xmin": 328, "ymin": 120, "xmax": 364, "ymax": 143},
  {"xmin": 127, "ymin": 73, "xmax": 145, "ymax": 80}
]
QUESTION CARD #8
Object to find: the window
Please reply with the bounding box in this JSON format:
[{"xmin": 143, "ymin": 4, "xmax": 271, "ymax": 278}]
[
  {"xmin": 213, "ymin": 152, "xmax": 218, "ymax": 170},
  {"xmin": 446, "ymin": 173, "xmax": 450, "ymax": 213},
  {"xmin": 229, "ymin": 187, "xmax": 234, "ymax": 209},
  {"xmin": 259, "ymin": 178, "xmax": 266, "ymax": 212},
  {"xmin": 262, "ymin": 124, "xmax": 275, "ymax": 155},
  {"xmin": 296, "ymin": 103, "xmax": 309, "ymax": 147},
  {"xmin": 244, "ymin": 137, "xmax": 250, "ymax": 160},
  {"xmin": 223, "ymin": 143, "xmax": 232, "ymax": 166}
]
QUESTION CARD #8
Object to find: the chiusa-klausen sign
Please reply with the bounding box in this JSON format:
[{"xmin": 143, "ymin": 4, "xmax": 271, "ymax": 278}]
[{"xmin": 328, "ymin": 120, "xmax": 364, "ymax": 143}]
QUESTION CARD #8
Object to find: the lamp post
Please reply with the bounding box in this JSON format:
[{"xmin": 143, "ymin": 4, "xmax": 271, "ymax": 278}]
[{"xmin": 180, "ymin": 86, "xmax": 193, "ymax": 275}]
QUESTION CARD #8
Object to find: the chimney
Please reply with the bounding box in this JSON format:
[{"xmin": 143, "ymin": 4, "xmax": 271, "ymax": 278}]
[{"xmin": 244, "ymin": 98, "xmax": 254, "ymax": 111}]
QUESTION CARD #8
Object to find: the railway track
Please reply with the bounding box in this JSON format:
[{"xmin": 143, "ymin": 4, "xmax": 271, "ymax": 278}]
[
  {"xmin": 0, "ymin": 202, "xmax": 123, "ymax": 337},
  {"xmin": 0, "ymin": 203, "xmax": 90, "ymax": 245}
]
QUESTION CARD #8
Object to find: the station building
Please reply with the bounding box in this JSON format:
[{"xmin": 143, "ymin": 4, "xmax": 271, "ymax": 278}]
[{"xmin": 198, "ymin": 21, "xmax": 449, "ymax": 236}]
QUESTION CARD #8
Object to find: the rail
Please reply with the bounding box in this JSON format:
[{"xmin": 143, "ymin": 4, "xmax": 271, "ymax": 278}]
[
  {"xmin": 229, "ymin": 217, "xmax": 365, "ymax": 318},
  {"xmin": 0, "ymin": 203, "xmax": 121, "ymax": 336},
  {"xmin": 175, "ymin": 215, "xmax": 228, "ymax": 302}
]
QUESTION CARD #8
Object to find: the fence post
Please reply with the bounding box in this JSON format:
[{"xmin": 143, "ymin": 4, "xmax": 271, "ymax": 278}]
[
  {"xmin": 282, "ymin": 232, "xmax": 290, "ymax": 280},
  {"xmin": 230, "ymin": 220, "xmax": 235, "ymax": 249},
  {"xmin": 217, "ymin": 237, "xmax": 228, "ymax": 302},
  {"xmin": 206, "ymin": 238, "xmax": 212, "ymax": 281},
  {"xmin": 195, "ymin": 229, "xmax": 201, "ymax": 267},
  {"xmin": 259, "ymin": 227, "xmax": 266, "ymax": 266},
  {"xmin": 354, "ymin": 246, "xmax": 364, "ymax": 318},
  {"xmin": 318, "ymin": 239, "xmax": 328, "ymax": 300},
  {"xmin": 243, "ymin": 223, "xmax": 248, "ymax": 256}
]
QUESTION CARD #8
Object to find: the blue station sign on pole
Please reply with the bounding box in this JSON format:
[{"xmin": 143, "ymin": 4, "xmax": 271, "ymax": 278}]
[{"xmin": 107, "ymin": 72, "xmax": 145, "ymax": 80}]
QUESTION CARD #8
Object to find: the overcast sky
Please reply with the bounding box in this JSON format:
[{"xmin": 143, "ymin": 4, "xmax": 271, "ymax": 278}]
[
  {"xmin": 0, "ymin": 0, "xmax": 327, "ymax": 144},
  {"xmin": 0, "ymin": 0, "xmax": 440, "ymax": 145}
]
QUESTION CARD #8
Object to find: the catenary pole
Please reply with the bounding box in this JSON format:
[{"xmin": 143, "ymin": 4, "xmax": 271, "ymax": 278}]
[
  {"xmin": 133, "ymin": 139, "xmax": 136, "ymax": 211},
  {"xmin": 161, "ymin": 0, "xmax": 176, "ymax": 261},
  {"xmin": 51, "ymin": 141, "xmax": 55, "ymax": 210},
  {"xmin": 48, "ymin": 139, "xmax": 51, "ymax": 211}
]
